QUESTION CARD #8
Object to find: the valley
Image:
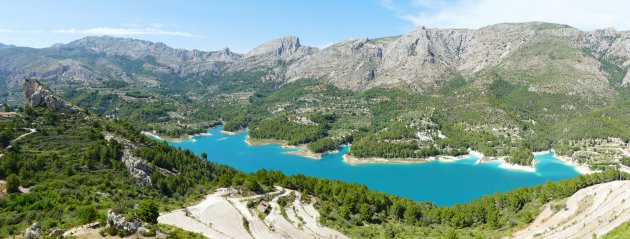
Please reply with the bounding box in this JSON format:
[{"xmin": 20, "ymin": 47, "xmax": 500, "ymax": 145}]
[
  {"xmin": 150, "ymin": 125, "xmax": 581, "ymax": 206},
  {"xmin": 1, "ymin": 20, "xmax": 630, "ymax": 238},
  {"xmin": 3, "ymin": 22, "xmax": 629, "ymax": 171}
]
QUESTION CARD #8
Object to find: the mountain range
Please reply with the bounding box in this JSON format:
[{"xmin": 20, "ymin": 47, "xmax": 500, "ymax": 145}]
[
  {"xmin": 1, "ymin": 22, "xmax": 629, "ymax": 95},
  {"xmin": 1, "ymin": 22, "xmax": 630, "ymax": 168},
  {"xmin": 2, "ymin": 21, "xmax": 630, "ymax": 238}
]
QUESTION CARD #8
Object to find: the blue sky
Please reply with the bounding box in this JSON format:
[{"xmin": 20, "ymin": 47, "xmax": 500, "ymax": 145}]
[{"xmin": 1, "ymin": 0, "xmax": 629, "ymax": 53}]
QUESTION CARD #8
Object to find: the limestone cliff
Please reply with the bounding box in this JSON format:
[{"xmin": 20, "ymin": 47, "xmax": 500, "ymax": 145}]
[{"xmin": 23, "ymin": 78, "xmax": 82, "ymax": 112}]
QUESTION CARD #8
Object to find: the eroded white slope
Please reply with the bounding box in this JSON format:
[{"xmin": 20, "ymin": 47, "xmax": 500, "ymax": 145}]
[{"xmin": 510, "ymin": 180, "xmax": 630, "ymax": 239}]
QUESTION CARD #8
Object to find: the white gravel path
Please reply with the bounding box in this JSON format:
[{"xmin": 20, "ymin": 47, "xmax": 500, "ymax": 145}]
[{"xmin": 3, "ymin": 128, "xmax": 36, "ymax": 151}]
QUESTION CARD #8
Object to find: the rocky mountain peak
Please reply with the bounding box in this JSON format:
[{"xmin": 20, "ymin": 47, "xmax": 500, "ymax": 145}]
[
  {"xmin": 228, "ymin": 35, "xmax": 317, "ymax": 77},
  {"xmin": 245, "ymin": 35, "xmax": 305, "ymax": 58},
  {"xmin": 221, "ymin": 47, "xmax": 233, "ymax": 56}
]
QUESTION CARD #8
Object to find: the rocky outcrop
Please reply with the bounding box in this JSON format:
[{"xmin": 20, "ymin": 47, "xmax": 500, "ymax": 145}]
[
  {"xmin": 22, "ymin": 223, "xmax": 41, "ymax": 239},
  {"xmin": 104, "ymin": 132, "xmax": 154, "ymax": 186},
  {"xmin": 285, "ymin": 38, "xmax": 382, "ymax": 90},
  {"xmin": 23, "ymin": 79, "xmax": 82, "ymax": 112},
  {"xmin": 622, "ymin": 70, "xmax": 630, "ymax": 87},
  {"xmin": 47, "ymin": 228, "xmax": 63, "ymax": 238},
  {"xmin": 122, "ymin": 145, "xmax": 153, "ymax": 187},
  {"xmin": 107, "ymin": 210, "xmax": 142, "ymax": 236},
  {"xmin": 245, "ymin": 36, "xmax": 311, "ymax": 59}
]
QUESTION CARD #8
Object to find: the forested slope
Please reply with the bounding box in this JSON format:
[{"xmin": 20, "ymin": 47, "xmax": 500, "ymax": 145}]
[{"xmin": 0, "ymin": 81, "xmax": 628, "ymax": 238}]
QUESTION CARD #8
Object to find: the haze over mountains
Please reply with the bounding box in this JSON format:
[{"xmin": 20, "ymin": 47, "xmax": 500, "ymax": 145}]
[
  {"xmin": 1, "ymin": 22, "xmax": 629, "ymax": 98},
  {"xmin": 0, "ymin": 43, "xmax": 16, "ymax": 49}
]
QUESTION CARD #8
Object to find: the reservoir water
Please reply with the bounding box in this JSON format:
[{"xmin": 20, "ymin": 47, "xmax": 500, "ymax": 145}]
[{"xmin": 151, "ymin": 126, "xmax": 581, "ymax": 206}]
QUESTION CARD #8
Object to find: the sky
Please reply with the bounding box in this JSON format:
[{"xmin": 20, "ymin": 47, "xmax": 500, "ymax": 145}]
[{"xmin": 1, "ymin": 0, "xmax": 629, "ymax": 53}]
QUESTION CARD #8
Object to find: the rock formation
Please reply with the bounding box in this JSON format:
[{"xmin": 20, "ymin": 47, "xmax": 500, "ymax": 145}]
[
  {"xmin": 104, "ymin": 132, "xmax": 155, "ymax": 186},
  {"xmin": 107, "ymin": 210, "xmax": 143, "ymax": 236},
  {"xmin": 47, "ymin": 228, "xmax": 63, "ymax": 238},
  {"xmin": 22, "ymin": 223, "xmax": 41, "ymax": 239},
  {"xmin": 229, "ymin": 35, "xmax": 318, "ymax": 82},
  {"xmin": 23, "ymin": 79, "xmax": 82, "ymax": 112}
]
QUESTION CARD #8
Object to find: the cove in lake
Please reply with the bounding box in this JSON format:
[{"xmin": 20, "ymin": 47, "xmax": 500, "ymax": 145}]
[{"xmin": 150, "ymin": 126, "xmax": 580, "ymax": 206}]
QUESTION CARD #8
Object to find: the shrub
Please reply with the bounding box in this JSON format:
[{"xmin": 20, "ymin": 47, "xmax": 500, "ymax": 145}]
[
  {"xmin": 5, "ymin": 174, "xmax": 20, "ymax": 193},
  {"xmin": 137, "ymin": 200, "xmax": 159, "ymax": 224}
]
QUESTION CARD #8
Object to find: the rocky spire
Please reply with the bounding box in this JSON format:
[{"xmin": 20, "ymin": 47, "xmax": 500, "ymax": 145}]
[{"xmin": 23, "ymin": 79, "xmax": 82, "ymax": 113}]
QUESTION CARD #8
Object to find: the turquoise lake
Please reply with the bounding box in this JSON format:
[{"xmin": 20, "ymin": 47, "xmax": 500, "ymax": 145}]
[{"xmin": 151, "ymin": 126, "xmax": 581, "ymax": 206}]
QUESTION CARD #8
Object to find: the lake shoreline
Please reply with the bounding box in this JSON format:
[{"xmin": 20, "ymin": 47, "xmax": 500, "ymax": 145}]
[
  {"xmin": 148, "ymin": 126, "xmax": 584, "ymax": 205},
  {"xmin": 342, "ymin": 151, "xmax": 539, "ymax": 174},
  {"xmin": 220, "ymin": 130, "xmax": 242, "ymax": 135},
  {"xmin": 142, "ymin": 131, "xmax": 211, "ymax": 142},
  {"xmin": 148, "ymin": 127, "xmax": 590, "ymax": 175},
  {"xmin": 243, "ymin": 135, "xmax": 342, "ymax": 160},
  {"xmin": 475, "ymin": 155, "xmax": 538, "ymax": 173},
  {"xmin": 551, "ymin": 150, "xmax": 593, "ymax": 174},
  {"xmin": 342, "ymin": 150, "xmax": 482, "ymax": 165}
]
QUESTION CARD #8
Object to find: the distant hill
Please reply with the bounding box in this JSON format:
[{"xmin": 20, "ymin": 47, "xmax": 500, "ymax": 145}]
[{"xmin": 0, "ymin": 43, "xmax": 15, "ymax": 49}]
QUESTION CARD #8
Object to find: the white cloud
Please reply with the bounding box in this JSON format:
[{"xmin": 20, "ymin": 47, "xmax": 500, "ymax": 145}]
[
  {"xmin": 380, "ymin": 0, "xmax": 398, "ymax": 10},
  {"xmin": 54, "ymin": 25, "xmax": 201, "ymax": 38},
  {"xmin": 0, "ymin": 29, "xmax": 18, "ymax": 33},
  {"xmin": 382, "ymin": 0, "xmax": 630, "ymax": 31}
]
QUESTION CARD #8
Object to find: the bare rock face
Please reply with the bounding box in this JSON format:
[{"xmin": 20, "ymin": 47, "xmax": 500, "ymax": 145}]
[
  {"xmin": 245, "ymin": 36, "xmax": 306, "ymax": 59},
  {"xmin": 281, "ymin": 22, "xmax": 627, "ymax": 95},
  {"xmin": 229, "ymin": 36, "xmax": 318, "ymax": 81},
  {"xmin": 122, "ymin": 145, "xmax": 153, "ymax": 187},
  {"xmin": 104, "ymin": 132, "xmax": 153, "ymax": 186},
  {"xmin": 23, "ymin": 79, "xmax": 82, "ymax": 112},
  {"xmin": 285, "ymin": 38, "xmax": 382, "ymax": 90},
  {"xmin": 47, "ymin": 228, "xmax": 63, "ymax": 238},
  {"xmin": 22, "ymin": 223, "xmax": 41, "ymax": 239},
  {"xmin": 107, "ymin": 210, "xmax": 142, "ymax": 236},
  {"xmin": 622, "ymin": 70, "xmax": 630, "ymax": 87}
]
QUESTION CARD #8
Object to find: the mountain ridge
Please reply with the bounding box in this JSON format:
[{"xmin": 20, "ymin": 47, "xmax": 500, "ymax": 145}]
[
  {"xmin": 0, "ymin": 43, "xmax": 16, "ymax": 49},
  {"xmin": 0, "ymin": 22, "xmax": 628, "ymax": 96}
]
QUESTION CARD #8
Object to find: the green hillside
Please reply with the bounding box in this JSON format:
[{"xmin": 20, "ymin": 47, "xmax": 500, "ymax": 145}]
[{"xmin": 1, "ymin": 82, "xmax": 628, "ymax": 238}]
